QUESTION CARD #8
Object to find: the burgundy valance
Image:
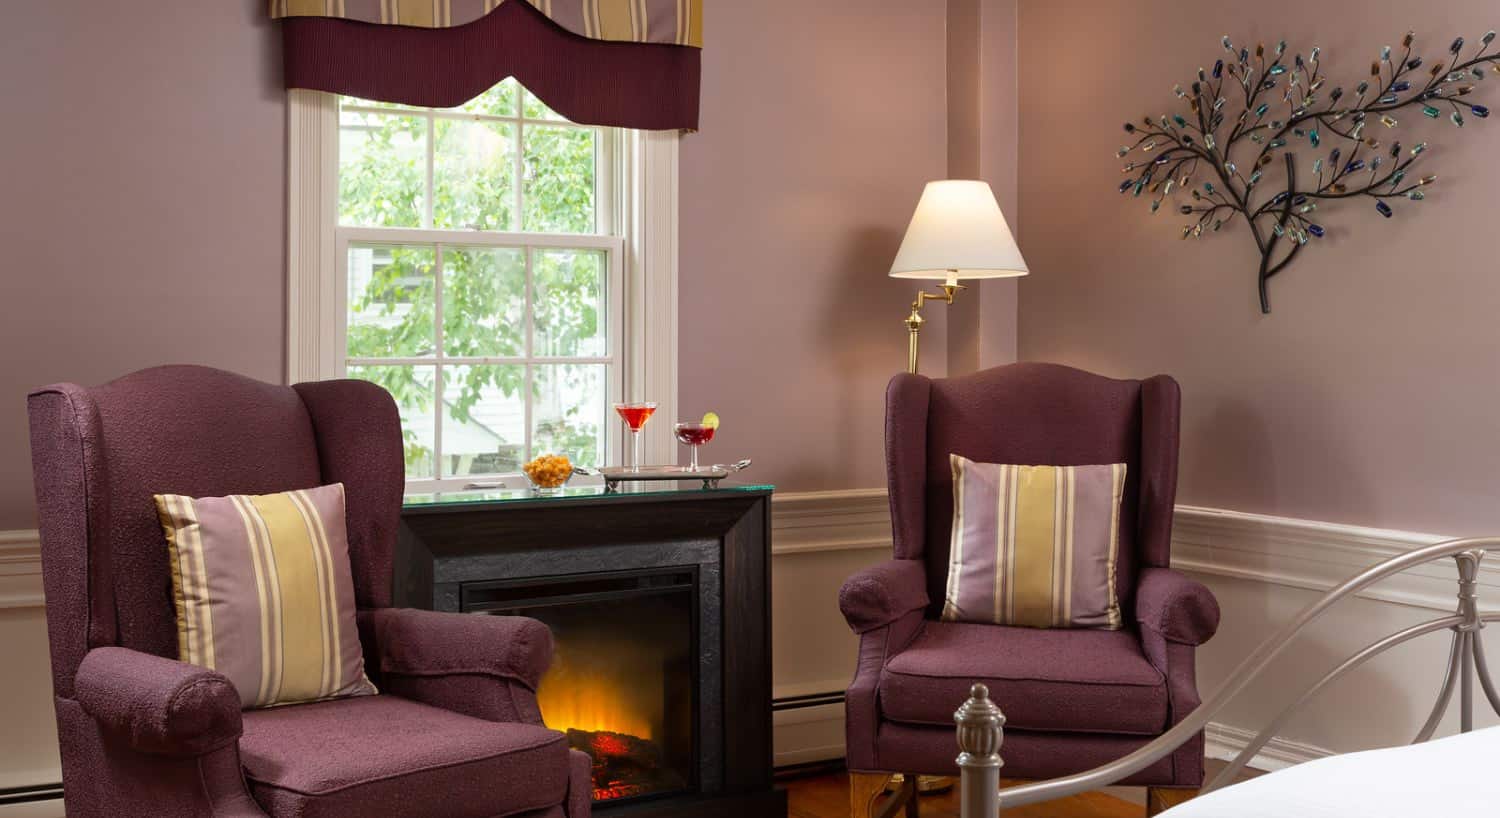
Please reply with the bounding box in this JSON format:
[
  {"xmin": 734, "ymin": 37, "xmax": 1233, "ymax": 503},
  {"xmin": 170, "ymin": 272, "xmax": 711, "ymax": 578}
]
[{"xmin": 273, "ymin": 0, "xmax": 701, "ymax": 131}]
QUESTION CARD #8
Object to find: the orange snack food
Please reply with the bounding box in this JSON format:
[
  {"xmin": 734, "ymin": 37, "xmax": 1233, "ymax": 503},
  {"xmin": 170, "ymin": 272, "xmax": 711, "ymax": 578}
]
[{"xmin": 522, "ymin": 454, "xmax": 573, "ymax": 488}]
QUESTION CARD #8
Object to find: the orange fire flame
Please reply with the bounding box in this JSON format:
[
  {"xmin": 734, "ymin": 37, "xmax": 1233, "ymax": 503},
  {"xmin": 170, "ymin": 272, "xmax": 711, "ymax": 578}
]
[{"xmin": 537, "ymin": 636, "xmax": 662, "ymax": 742}]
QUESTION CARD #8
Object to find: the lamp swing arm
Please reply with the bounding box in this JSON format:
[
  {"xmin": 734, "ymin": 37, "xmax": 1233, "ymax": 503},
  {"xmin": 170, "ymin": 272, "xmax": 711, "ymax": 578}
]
[
  {"xmin": 903, "ymin": 279, "xmax": 966, "ymax": 374},
  {"xmin": 908, "ymin": 281, "xmax": 965, "ymax": 318},
  {"xmin": 953, "ymin": 538, "xmax": 1500, "ymax": 814}
]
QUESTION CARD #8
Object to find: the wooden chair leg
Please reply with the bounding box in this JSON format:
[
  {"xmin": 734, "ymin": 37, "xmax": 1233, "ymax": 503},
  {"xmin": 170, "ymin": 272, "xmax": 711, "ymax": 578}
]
[
  {"xmin": 903, "ymin": 773, "xmax": 920, "ymax": 817},
  {"xmin": 1146, "ymin": 786, "xmax": 1199, "ymax": 816},
  {"xmin": 849, "ymin": 772, "xmax": 920, "ymax": 818},
  {"xmin": 850, "ymin": 772, "xmax": 891, "ymax": 818}
]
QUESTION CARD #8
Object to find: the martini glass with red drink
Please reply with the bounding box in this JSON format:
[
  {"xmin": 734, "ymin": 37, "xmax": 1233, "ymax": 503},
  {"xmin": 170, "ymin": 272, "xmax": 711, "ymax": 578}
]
[
  {"xmin": 612, "ymin": 401, "xmax": 657, "ymax": 472},
  {"xmin": 674, "ymin": 412, "xmax": 720, "ymax": 473}
]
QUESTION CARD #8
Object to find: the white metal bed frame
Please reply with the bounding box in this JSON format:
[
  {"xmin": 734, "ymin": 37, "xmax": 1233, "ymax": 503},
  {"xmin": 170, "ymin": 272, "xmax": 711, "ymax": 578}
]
[{"xmin": 950, "ymin": 540, "xmax": 1500, "ymax": 816}]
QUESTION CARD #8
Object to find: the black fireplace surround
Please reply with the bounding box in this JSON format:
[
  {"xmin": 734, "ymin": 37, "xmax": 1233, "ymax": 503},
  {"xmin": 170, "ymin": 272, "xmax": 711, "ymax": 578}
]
[{"xmin": 395, "ymin": 485, "xmax": 785, "ymax": 817}]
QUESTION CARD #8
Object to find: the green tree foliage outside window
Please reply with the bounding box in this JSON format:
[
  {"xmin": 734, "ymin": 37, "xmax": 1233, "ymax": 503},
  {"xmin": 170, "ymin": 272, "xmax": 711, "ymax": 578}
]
[{"xmin": 339, "ymin": 80, "xmax": 608, "ymax": 477}]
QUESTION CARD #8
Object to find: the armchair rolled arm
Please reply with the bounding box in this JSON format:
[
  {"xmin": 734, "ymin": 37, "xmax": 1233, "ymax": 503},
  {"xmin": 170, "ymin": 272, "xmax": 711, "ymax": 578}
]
[
  {"xmin": 839, "ymin": 559, "xmax": 929, "ymax": 633},
  {"xmin": 74, "ymin": 647, "xmax": 242, "ymax": 758},
  {"xmin": 1135, "ymin": 566, "xmax": 1220, "ymax": 646},
  {"xmin": 362, "ymin": 608, "xmax": 554, "ymax": 689}
]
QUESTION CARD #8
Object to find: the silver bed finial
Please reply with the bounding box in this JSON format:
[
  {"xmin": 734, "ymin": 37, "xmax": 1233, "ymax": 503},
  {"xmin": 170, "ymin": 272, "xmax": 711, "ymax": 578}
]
[{"xmin": 955, "ymin": 683, "xmax": 1005, "ymax": 816}]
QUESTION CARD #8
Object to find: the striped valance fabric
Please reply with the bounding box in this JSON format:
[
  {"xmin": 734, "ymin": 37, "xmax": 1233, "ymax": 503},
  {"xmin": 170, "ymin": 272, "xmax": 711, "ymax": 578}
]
[
  {"xmin": 270, "ymin": 0, "xmax": 703, "ymax": 47},
  {"xmin": 942, "ymin": 457, "xmax": 1126, "ymax": 630},
  {"xmin": 273, "ymin": 0, "xmax": 702, "ymax": 130},
  {"xmin": 155, "ymin": 483, "xmax": 376, "ymax": 709}
]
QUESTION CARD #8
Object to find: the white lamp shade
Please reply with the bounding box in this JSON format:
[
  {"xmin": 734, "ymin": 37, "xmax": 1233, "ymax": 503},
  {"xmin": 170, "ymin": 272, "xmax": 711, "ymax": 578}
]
[{"xmin": 888, "ymin": 180, "xmax": 1029, "ymax": 281}]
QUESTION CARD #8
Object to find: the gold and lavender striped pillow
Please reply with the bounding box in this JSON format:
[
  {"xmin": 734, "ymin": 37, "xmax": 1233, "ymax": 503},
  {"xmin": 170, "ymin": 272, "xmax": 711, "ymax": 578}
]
[
  {"xmin": 941, "ymin": 456, "xmax": 1127, "ymax": 630},
  {"xmin": 154, "ymin": 483, "xmax": 376, "ymax": 709}
]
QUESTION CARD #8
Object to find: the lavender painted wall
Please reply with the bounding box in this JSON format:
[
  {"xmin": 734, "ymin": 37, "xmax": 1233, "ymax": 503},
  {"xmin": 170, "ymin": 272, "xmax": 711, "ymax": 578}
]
[
  {"xmin": 943, "ymin": 0, "xmax": 1022, "ymax": 377},
  {"xmin": 0, "ymin": 2, "xmax": 966, "ymax": 523},
  {"xmin": 1017, "ymin": 1, "xmax": 1500, "ymax": 534},
  {"xmin": 0, "ymin": 2, "xmax": 286, "ymax": 529},
  {"xmin": 678, "ymin": 0, "xmax": 951, "ymax": 492},
  {"xmin": 946, "ymin": 0, "xmax": 984, "ymax": 377},
  {"xmin": 978, "ymin": 0, "xmax": 1020, "ymax": 370}
]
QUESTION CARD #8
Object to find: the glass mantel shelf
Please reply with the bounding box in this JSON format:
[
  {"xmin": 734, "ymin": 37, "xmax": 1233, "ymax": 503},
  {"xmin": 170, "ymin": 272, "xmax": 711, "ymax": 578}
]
[{"xmin": 403, "ymin": 480, "xmax": 775, "ymax": 510}]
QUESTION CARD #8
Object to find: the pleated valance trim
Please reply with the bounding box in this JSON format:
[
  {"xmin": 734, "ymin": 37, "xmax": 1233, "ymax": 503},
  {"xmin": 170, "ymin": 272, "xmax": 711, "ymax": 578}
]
[
  {"xmin": 270, "ymin": 0, "xmax": 702, "ymax": 48},
  {"xmin": 277, "ymin": 0, "xmax": 700, "ymax": 130}
]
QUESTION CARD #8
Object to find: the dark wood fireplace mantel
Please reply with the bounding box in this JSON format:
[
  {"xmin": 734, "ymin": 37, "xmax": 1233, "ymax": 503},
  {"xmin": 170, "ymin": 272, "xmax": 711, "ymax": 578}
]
[{"xmin": 396, "ymin": 483, "xmax": 787, "ymax": 818}]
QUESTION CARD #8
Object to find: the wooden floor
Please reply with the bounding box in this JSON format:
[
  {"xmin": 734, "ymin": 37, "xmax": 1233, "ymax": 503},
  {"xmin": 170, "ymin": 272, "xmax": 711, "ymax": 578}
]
[{"xmin": 782, "ymin": 772, "xmax": 1141, "ymax": 818}]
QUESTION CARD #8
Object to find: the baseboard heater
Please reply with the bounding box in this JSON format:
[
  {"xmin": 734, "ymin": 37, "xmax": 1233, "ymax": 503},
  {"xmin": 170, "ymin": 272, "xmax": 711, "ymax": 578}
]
[
  {"xmin": 0, "ymin": 782, "xmax": 63, "ymax": 805},
  {"xmin": 772, "ymin": 690, "xmax": 845, "ymax": 712}
]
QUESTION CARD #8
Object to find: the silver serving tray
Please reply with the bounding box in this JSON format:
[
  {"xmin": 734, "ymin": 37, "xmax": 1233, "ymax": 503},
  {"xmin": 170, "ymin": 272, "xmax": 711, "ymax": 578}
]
[{"xmin": 577, "ymin": 459, "xmax": 751, "ymax": 491}]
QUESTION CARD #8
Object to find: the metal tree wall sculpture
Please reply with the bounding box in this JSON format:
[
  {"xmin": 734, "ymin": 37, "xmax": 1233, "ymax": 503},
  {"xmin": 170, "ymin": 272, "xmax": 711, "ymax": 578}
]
[{"xmin": 1119, "ymin": 31, "xmax": 1499, "ymax": 312}]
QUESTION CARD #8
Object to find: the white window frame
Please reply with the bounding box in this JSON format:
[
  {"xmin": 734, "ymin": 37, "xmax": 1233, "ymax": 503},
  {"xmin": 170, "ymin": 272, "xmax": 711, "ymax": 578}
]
[{"xmin": 286, "ymin": 89, "xmax": 679, "ymax": 487}]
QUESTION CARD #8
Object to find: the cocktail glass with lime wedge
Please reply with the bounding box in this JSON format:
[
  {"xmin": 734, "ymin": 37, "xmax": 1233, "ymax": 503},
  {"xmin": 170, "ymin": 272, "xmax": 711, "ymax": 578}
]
[{"xmin": 675, "ymin": 412, "xmax": 720, "ymax": 473}]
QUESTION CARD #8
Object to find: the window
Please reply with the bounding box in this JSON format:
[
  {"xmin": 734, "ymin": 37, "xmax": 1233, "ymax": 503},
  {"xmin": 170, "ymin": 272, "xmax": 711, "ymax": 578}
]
[
  {"xmin": 288, "ymin": 84, "xmax": 678, "ymax": 490},
  {"xmin": 321, "ymin": 80, "xmax": 642, "ymax": 486}
]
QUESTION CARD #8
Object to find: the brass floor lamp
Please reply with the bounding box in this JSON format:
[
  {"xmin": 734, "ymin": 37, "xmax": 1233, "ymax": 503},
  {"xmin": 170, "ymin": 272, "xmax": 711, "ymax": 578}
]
[
  {"xmin": 889, "ymin": 180, "xmax": 1029, "ymax": 374},
  {"xmin": 882, "ymin": 180, "xmax": 1028, "ymax": 800}
]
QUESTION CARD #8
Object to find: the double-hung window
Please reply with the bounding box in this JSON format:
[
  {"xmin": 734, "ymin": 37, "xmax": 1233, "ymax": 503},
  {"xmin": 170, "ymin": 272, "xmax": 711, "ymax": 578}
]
[
  {"xmin": 288, "ymin": 79, "xmax": 676, "ymax": 490},
  {"xmin": 337, "ymin": 80, "xmax": 621, "ymax": 485}
]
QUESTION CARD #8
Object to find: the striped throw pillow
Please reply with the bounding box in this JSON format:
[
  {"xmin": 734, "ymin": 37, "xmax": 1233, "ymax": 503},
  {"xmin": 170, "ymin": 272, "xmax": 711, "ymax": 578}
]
[
  {"xmin": 941, "ymin": 456, "xmax": 1127, "ymax": 630},
  {"xmin": 154, "ymin": 483, "xmax": 376, "ymax": 709}
]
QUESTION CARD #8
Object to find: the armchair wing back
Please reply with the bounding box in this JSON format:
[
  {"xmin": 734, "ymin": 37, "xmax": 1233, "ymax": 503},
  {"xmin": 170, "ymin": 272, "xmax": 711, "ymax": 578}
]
[
  {"xmin": 842, "ymin": 363, "xmax": 1217, "ymax": 816},
  {"xmin": 27, "ymin": 365, "xmax": 403, "ymax": 697},
  {"xmin": 886, "ymin": 362, "xmax": 1181, "ymax": 618},
  {"xmin": 28, "ymin": 365, "xmax": 590, "ymax": 818}
]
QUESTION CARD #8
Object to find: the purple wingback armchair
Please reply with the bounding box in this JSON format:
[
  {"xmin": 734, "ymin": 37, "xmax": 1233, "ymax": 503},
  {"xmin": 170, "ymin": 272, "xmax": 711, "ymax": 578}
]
[
  {"xmin": 27, "ymin": 365, "xmax": 590, "ymax": 818},
  {"xmin": 840, "ymin": 363, "xmax": 1219, "ymax": 810}
]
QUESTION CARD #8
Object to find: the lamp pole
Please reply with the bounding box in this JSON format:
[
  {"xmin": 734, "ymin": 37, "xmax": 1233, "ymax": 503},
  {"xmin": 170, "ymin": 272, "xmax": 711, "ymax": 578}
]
[{"xmin": 904, "ymin": 278, "xmax": 962, "ymax": 374}]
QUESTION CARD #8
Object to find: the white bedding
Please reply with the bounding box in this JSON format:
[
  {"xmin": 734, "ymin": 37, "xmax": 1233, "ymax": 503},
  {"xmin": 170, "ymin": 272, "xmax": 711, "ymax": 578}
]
[{"xmin": 1161, "ymin": 726, "xmax": 1500, "ymax": 817}]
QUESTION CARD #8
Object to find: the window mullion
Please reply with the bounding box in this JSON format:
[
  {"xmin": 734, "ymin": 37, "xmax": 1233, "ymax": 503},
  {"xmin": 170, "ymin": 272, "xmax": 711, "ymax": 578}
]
[
  {"xmin": 424, "ymin": 113, "xmax": 436, "ymax": 229},
  {"xmin": 342, "ymin": 103, "xmax": 594, "ymax": 134},
  {"xmin": 348, "ymin": 355, "xmax": 612, "ymax": 366},
  {"xmin": 597, "ymin": 128, "xmax": 614, "ymax": 236},
  {"xmin": 432, "ymin": 243, "xmax": 445, "ymax": 480},
  {"xmin": 523, "ymin": 247, "xmax": 535, "ymax": 463},
  {"xmin": 514, "ymin": 120, "xmax": 526, "ymax": 233},
  {"xmin": 337, "ymin": 226, "xmax": 616, "ymax": 250}
]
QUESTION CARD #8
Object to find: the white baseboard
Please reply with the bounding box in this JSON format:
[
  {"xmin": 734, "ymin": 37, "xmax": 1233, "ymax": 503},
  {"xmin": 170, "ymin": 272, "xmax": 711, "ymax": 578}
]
[
  {"xmin": 772, "ymin": 680, "xmax": 849, "ymax": 767},
  {"xmin": 768, "ymin": 692, "xmax": 1328, "ymax": 778},
  {"xmin": 0, "ymin": 802, "xmax": 64, "ymax": 818},
  {"xmin": 773, "ymin": 701, "xmax": 846, "ymax": 767},
  {"xmin": 1204, "ymin": 721, "xmax": 1333, "ymax": 773}
]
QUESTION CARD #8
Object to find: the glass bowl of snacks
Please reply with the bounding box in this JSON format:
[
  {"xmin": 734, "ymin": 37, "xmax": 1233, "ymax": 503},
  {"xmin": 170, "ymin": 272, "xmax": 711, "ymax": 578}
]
[{"xmin": 521, "ymin": 454, "xmax": 574, "ymax": 495}]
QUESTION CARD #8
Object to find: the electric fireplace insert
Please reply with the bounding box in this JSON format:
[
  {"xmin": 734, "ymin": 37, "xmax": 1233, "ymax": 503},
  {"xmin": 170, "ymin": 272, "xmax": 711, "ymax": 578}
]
[{"xmin": 462, "ymin": 569, "xmax": 698, "ymax": 804}]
